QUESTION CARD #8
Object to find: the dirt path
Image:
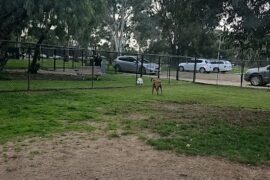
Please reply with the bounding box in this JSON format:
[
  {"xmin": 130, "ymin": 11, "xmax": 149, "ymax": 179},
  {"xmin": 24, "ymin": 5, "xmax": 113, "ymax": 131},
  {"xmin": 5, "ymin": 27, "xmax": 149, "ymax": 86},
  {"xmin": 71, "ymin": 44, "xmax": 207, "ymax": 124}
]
[{"xmin": 0, "ymin": 134, "xmax": 269, "ymax": 180}]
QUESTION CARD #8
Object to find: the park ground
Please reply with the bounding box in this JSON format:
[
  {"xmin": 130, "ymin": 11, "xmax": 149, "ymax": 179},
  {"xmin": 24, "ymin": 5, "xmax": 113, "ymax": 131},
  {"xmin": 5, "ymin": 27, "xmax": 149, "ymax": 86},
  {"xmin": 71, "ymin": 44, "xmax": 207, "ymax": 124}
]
[{"xmin": 0, "ymin": 78, "xmax": 270, "ymax": 179}]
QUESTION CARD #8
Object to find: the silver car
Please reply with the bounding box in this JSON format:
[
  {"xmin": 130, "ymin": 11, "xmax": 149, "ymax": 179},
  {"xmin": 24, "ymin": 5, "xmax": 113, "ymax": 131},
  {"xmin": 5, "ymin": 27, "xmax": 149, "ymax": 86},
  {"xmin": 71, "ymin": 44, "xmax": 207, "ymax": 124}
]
[{"xmin": 113, "ymin": 56, "xmax": 159, "ymax": 74}]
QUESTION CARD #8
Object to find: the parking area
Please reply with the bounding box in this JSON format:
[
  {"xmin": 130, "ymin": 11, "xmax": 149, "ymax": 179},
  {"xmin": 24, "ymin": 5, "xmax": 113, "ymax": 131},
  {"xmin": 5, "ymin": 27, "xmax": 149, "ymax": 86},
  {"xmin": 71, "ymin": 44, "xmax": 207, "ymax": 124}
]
[{"xmin": 160, "ymin": 71, "xmax": 270, "ymax": 89}]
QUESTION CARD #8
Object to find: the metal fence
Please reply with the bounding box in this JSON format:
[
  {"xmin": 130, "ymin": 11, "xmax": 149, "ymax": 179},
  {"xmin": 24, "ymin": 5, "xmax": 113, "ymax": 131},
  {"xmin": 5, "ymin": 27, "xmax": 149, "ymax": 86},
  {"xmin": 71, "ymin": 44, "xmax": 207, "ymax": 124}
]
[{"xmin": 0, "ymin": 40, "xmax": 270, "ymax": 92}]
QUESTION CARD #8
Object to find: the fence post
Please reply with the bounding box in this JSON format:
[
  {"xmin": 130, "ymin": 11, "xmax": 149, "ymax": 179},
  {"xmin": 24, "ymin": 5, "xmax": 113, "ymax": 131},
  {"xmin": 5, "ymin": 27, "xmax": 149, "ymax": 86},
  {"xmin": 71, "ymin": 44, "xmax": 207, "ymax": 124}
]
[
  {"xmin": 240, "ymin": 63, "xmax": 244, "ymax": 88},
  {"xmin": 72, "ymin": 49, "xmax": 75, "ymax": 69},
  {"xmin": 114, "ymin": 52, "xmax": 117, "ymax": 74},
  {"xmin": 40, "ymin": 46, "xmax": 43, "ymax": 68},
  {"xmin": 240, "ymin": 49, "xmax": 244, "ymax": 88},
  {"xmin": 193, "ymin": 57, "xmax": 197, "ymax": 83},
  {"xmin": 63, "ymin": 48, "xmax": 66, "ymax": 72},
  {"xmin": 158, "ymin": 56, "xmax": 161, "ymax": 79},
  {"xmin": 81, "ymin": 50, "xmax": 84, "ymax": 67},
  {"xmin": 27, "ymin": 47, "xmax": 31, "ymax": 91},
  {"xmin": 136, "ymin": 55, "xmax": 139, "ymax": 86},
  {"xmin": 54, "ymin": 49, "xmax": 56, "ymax": 71},
  {"xmin": 92, "ymin": 50, "xmax": 95, "ymax": 89},
  {"xmin": 168, "ymin": 57, "xmax": 171, "ymax": 84},
  {"xmin": 176, "ymin": 57, "xmax": 179, "ymax": 81},
  {"xmin": 140, "ymin": 54, "xmax": 144, "ymax": 78}
]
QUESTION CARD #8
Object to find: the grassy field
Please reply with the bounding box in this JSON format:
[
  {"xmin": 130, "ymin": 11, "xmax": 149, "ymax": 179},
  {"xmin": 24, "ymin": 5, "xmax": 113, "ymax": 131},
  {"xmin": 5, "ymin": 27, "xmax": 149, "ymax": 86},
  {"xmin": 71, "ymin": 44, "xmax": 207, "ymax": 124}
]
[
  {"xmin": 0, "ymin": 79, "xmax": 270, "ymax": 165},
  {"xmin": 231, "ymin": 66, "xmax": 249, "ymax": 74},
  {"xmin": 4, "ymin": 59, "xmax": 177, "ymax": 72},
  {"xmin": 5, "ymin": 59, "xmax": 82, "ymax": 70},
  {"xmin": 0, "ymin": 74, "xmax": 142, "ymax": 91}
]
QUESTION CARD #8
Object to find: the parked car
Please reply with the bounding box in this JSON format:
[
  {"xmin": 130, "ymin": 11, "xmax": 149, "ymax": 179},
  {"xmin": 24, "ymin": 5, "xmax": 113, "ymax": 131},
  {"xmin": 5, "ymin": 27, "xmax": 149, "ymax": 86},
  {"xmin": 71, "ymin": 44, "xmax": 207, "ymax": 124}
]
[
  {"xmin": 112, "ymin": 56, "xmax": 159, "ymax": 74},
  {"xmin": 49, "ymin": 55, "xmax": 62, "ymax": 59},
  {"xmin": 244, "ymin": 65, "xmax": 270, "ymax": 86},
  {"xmin": 40, "ymin": 54, "xmax": 48, "ymax": 58},
  {"xmin": 210, "ymin": 60, "xmax": 232, "ymax": 73},
  {"xmin": 178, "ymin": 59, "xmax": 213, "ymax": 73}
]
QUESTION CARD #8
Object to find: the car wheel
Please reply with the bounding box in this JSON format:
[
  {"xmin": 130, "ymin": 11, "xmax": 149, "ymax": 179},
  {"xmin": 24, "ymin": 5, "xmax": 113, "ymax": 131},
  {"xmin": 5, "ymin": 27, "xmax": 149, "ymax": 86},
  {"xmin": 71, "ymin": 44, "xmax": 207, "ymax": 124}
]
[
  {"xmin": 115, "ymin": 65, "xmax": 122, "ymax": 72},
  {"xmin": 213, "ymin": 68, "xmax": 220, "ymax": 73},
  {"xmin": 250, "ymin": 75, "xmax": 262, "ymax": 86},
  {"xmin": 199, "ymin": 68, "xmax": 206, "ymax": 73},
  {"xmin": 179, "ymin": 66, "xmax": 184, "ymax": 72}
]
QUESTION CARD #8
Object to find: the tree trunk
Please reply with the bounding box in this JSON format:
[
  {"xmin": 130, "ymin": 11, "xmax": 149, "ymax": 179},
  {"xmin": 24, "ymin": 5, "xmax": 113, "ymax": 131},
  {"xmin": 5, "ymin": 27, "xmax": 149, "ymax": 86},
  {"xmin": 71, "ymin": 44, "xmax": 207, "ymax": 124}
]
[
  {"xmin": 29, "ymin": 24, "xmax": 52, "ymax": 74},
  {"xmin": 113, "ymin": 34, "xmax": 119, "ymax": 54},
  {"xmin": 0, "ymin": 51, "xmax": 8, "ymax": 72},
  {"xmin": 28, "ymin": 35, "xmax": 45, "ymax": 74}
]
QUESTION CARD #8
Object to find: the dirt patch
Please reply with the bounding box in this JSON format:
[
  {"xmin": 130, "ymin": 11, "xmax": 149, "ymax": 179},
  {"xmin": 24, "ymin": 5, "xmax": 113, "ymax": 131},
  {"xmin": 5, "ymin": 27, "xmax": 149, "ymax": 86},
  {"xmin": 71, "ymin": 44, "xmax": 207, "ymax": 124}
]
[
  {"xmin": 0, "ymin": 134, "xmax": 269, "ymax": 180},
  {"xmin": 151, "ymin": 102, "xmax": 270, "ymax": 126},
  {"xmin": 128, "ymin": 113, "xmax": 148, "ymax": 121}
]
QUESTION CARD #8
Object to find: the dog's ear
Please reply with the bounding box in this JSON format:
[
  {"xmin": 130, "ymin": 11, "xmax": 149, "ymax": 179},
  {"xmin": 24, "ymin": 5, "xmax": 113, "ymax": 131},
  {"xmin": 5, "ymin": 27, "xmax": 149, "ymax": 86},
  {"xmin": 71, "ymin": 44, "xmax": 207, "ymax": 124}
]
[{"xmin": 150, "ymin": 78, "xmax": 153, "ymax": 82}]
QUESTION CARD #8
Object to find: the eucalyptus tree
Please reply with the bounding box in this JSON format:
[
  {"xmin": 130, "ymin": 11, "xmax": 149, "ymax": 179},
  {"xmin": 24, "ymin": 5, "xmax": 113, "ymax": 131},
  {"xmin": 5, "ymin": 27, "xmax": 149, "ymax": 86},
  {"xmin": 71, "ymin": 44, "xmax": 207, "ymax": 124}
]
[
  {"xmin": 225, "ymin": 0, "xmax": 270, "ymax": 67},
  {"xmin": 0, "ymin": 0, "xmax": 104, "ymax": 73},
  {"xmin": 132, "ymin": 4, "xmax": 162, "ymax": 53},
  {"xmin": 25, "ymin": 0, "xmax": 104, "ymax": 73},
  {"xmin": 154, "ymin": 0, "xmax": 226, "ymax": 57},
  {"xmin": 102, "ymin": 0, "xmax": 152, "ymax": 53},
  {"xmin": 0, "ymin": 0, "xmax": 31, "ymax": 71},
  {"xmin": 0, "ymin": 0, "xmax": 29, "ymax": 40}
]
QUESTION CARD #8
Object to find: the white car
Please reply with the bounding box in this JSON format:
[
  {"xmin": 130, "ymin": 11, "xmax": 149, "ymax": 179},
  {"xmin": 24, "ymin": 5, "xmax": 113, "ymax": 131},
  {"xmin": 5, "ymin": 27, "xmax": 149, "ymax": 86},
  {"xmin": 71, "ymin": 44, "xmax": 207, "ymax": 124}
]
[
  {"xmin": 178, "ymin": 59, "xmax": 213, "ymax": 73},
  {"xmin": 40, "ymin": 54, "xmax": 47, "ymax": 58},
  {"xmin": 210, "ymin": 60, "xmax": 232, "ymax": 73}
]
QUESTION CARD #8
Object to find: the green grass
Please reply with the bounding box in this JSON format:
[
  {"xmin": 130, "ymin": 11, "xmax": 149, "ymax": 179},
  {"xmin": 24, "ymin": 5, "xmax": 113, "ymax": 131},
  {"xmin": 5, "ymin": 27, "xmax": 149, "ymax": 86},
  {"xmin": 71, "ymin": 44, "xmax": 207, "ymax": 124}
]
[
  {"xmin": 5, "ymin": 59, "xmax": 82, "ymax": 70},
  {"xmin": 0, "ymin": 79, "xmax": 270, "ymax": 165},
  {"xmin": 232, "ymin": 66, "xmax": 248, "ymax": 74},
  {"xmin": 147, "ymin": 113, "xmax": 269, "ymax": 165},
  {"xmin": 0, "ymin": 73, "xmax": 153, "ymax": 91}
]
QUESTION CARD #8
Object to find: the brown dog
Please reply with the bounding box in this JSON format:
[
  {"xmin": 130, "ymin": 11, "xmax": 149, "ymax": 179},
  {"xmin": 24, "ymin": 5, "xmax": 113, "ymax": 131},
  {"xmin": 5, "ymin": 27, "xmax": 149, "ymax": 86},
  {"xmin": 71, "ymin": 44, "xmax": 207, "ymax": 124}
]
[{"xmin": 151, "ymin": 78, "xmax": 162, "ymax": 95}]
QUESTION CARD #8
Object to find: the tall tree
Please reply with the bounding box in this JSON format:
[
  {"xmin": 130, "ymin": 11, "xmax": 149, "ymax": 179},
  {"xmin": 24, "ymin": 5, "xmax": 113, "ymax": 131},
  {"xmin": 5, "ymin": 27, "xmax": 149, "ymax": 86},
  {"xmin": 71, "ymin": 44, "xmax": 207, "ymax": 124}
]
[
  {"xmin": 0, "ymin": 0, "xmax": 29, "ymax": 40},
  {"xmin": 154, "ymin": 0, "xmax": 226, "ymax": 57},
  {"xmin": 0, "ymin": 0, "xmax": 104, "ymax": 73},
  {"xmin": 225, "ymin": 0, "xmax": 270, "ymax": 65},
  {"xmin": 101, "ymin": 0, "xmax": 152, "ymax": 53},
  {"xmin": 25, "ymin": 0, "xmax": 104, "ymax": 73},
  {"xmin": 132, "ymin": 4, "xmax": 161, "ymax": 53}
]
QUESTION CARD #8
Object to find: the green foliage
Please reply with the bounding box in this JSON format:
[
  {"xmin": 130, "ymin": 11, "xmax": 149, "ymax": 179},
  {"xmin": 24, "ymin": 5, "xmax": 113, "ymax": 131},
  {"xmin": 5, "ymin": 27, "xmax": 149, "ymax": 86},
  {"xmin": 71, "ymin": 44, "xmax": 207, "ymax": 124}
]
[
  {"xmin": 0, "ymin": 0, "xmax": 104, "ymax": 44},
  {"xmin": 0, "ymin": 0, "xmax": 28, "ymax": 40},
  {"xmin": 0, "ymin": 0, "xmax": 269, "ymax": 62},
  {"xmin": 100, "ymin": 0, "xmax": 153, "ymax": 52},
  {"xmin": 155, "ymin": 0, "xmax": 226, "ymax": 56},
  {"xmin": 226, "ymin": 0, "xmax": 270, "ymax": 59}
]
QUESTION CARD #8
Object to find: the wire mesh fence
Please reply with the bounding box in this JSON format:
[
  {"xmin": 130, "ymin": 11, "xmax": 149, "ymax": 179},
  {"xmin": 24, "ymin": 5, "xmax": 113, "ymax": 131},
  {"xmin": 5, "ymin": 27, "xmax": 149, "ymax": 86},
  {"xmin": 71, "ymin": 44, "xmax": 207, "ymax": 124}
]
[{"xmin": 0, "ymin": 40, "xmax": 270, "ymax": 92}]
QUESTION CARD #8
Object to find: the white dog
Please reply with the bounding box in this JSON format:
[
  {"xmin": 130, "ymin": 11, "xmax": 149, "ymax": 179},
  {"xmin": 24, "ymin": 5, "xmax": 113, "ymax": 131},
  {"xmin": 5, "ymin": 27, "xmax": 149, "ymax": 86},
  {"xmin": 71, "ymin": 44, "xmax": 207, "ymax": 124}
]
[{"xmin": 137, "ymin": 78, "xmax": 144, "ymax": 86}]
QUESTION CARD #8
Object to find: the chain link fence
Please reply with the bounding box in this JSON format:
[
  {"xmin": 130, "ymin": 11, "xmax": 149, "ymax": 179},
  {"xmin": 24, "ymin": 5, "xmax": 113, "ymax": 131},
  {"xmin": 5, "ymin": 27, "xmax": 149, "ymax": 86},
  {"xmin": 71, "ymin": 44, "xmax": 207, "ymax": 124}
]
[{"xmin": 0, "ymin": 41, "xmax": 270, "ymax": 92}]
